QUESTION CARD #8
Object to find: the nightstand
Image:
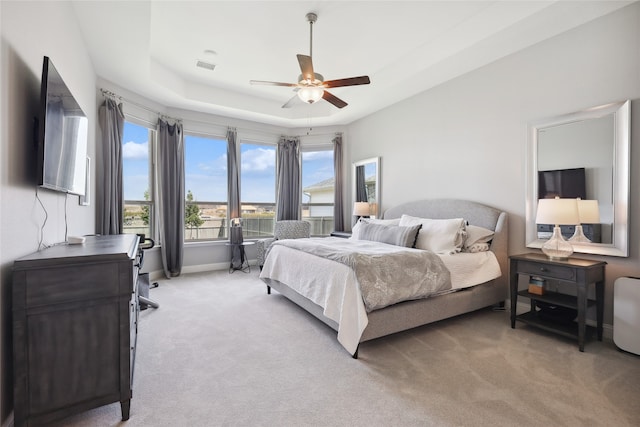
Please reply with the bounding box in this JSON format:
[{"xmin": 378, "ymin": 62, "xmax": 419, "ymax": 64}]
[
  {"xmin": 330, "ymin": 231, "xmax": 352, "ymax": 238},
  {"xmin": 509, "ymin": 253, "xmax": 606, "ymax": 351}
]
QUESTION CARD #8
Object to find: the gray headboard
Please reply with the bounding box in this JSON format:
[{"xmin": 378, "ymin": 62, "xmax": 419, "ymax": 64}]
[{"xmin": 383, "ymin": 199, "xmax": 509, "ymax": 290}]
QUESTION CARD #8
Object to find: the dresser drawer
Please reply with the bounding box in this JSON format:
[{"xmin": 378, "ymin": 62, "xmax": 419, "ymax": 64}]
[{"xmin": 517, "ymin": 260, "xmax": 576, "ymax": 281}]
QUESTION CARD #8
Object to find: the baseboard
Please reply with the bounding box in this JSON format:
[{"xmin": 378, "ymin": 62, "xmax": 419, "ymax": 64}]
[
  {"xmin": 146, "ymin": 259, "xmax": 257, "ymax": 281},
  {"xmin": 513, "ymin": 300, "xmax": 613, "ymax": 341},
  {"xmin": 181, "ymin": 262, "xmax": 231, "ymax": 275}
]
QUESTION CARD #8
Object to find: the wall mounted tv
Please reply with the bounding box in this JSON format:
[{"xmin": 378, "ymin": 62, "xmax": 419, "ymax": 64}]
[
  {"xmin": 538, "ymin": 167, "xmax": 586, "ymax": 199},
  {"xmin": 36, "ymin": 56, "xmax": 88, "ymax": 196}
]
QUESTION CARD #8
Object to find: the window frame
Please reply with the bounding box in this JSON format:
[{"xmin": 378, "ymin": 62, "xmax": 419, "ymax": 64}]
[
  {"xmin": 183, "ymin": 130, "xmax": 229, "ymax": 243},
  {"xmin": 300, "ymin": 143, "xmax": 335, "ymax": 237},
  {"xmin": 239, "ymin": 139, "xmax": 277, "ymax": 239},
  {"xmin": 122, "ymin": 118, "xmax": 156, "ymax": 241}
]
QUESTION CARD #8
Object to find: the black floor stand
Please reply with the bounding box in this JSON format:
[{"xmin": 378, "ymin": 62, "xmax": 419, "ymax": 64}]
[{"xmin": 138, "ymin": 235, "xmax": 160, "ymax": 310}]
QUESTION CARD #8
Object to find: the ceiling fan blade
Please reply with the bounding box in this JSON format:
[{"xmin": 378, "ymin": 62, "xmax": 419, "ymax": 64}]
[
  {"xmin": 323, "ymin": 76, "xmax": 371, "ymax": 88},
  {"xmin": 282, "ymin": 94, "xmax": 300, "ymax": 109},
  {"xmin": 297, "ymin": 54, "xmax": 315, "ymax": 81},
  {"xmin": 250, "ymin": 80, "xmax": 298, "ymax": 87},
  {"xmin": 322, "ymin": 90, "xmax": 348, "ymax": 109}
]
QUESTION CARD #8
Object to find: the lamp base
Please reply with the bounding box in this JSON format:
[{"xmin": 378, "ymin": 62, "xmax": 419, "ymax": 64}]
[
  {"xmin": 230, "ymin": 226, "xmax": 243, "ymax": 245},
  {"xmin": 569, "ymin": 225, "xmax": 592, "ymax": 244},
  {"xmin": 541, "ymin": 226, "xmax": 574, "ymax": 260}
]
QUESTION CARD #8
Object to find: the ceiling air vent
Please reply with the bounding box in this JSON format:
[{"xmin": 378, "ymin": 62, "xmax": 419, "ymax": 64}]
[{"xmin": 196, "ymin": 60, "xmax": 216, "ymax": 71}]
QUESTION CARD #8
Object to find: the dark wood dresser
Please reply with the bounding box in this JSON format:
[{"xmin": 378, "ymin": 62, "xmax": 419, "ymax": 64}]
[{"xmin": 12, "ymin": 234, "xmax": 140, "ymax": 426}]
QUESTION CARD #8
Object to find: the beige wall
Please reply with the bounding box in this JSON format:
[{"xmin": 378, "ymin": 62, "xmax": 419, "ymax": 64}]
[
  {"xmin": 0, "ymin": 1, "xmax": 98, "ymax": 421},
  {"xmin": 346, "ymin": 3, "xmax": 640, "ymax": 327}
]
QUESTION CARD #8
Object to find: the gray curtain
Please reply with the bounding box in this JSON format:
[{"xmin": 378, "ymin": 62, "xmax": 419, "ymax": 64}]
[
  {"xmin": 97, "ymin": 98, "xmax": 124, "ymax": 235},
  {"xmin": 156, "ymin": 118, "xmax": 184, "ymax": 278},
  {"xmin": 333, "ymin": 133, "xmax": 345, "ymax": 231},
  {"xmin": 355, "ymin": 165, "xmax": 367, "ymax": 202},
  {"xmin": 227, "ymin": 128, "xmax": 240, "ymax": 221},
  {"xmin": 276, "ymin": 136, "xmax": 301, "ymax": 220}
]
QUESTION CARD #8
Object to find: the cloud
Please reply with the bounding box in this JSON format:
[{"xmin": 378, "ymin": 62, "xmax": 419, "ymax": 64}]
[
  {"xmin": 123, "ymin": 141, "xmax": 148, "ymax": 159},
  {"xmin": 302, "ymin": 151, "xmax": 333, "ymax": 161},
  {"xmin": 241, "ymin": 147, "xmax": 275, "ymax": 172},
  {"xmin": 196, "ymin": 154, "xmax": 227, "ymax": 174}
]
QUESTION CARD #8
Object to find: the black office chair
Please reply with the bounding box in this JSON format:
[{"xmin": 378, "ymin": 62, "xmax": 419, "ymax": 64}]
[{"xmin": 137, "ymin": 234, "xmax": 159, "ymax": 310}]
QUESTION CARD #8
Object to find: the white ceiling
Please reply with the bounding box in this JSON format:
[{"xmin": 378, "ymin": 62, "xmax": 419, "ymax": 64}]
[{"xmin": 71, "ymin": 1, "xmax": 633, "ymax": 128}]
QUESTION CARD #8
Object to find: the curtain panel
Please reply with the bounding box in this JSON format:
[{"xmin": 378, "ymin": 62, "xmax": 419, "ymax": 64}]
[
  {"xmin": 355, "ymin": 165, "xmax": 367, "ymax": 202},
  {"xmin": 156, "ymin": 119, "xmax": 185, "ymax": 278},
  {"xmin": 333, "ymin": 133, "xmax": 345, "ymax": 231},
  {"xmin": 227, "ymin": 128, "xmax": 240, "ymax": 221},
  {"xmin": 276, "ymin": 136, "xmax": 301, "ymax": 221},
  {"xmin": 97, "ymin": 98, "xmax": 124, "ymax": 235}
]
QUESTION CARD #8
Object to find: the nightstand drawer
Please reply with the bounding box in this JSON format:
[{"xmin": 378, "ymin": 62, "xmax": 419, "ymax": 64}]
[{"xmin": 517, "ymin": 260, "xmax": 576, "ymax": 281}]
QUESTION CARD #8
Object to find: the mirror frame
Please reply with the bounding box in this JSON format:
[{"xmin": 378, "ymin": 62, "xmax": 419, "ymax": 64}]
[
  {"xmin": 352, "ymin": 157, "xmax": 380, "ymax": 218},
  {"xmin": 525, "ymin": 100, "xmax": 630, "ymax": 257}
]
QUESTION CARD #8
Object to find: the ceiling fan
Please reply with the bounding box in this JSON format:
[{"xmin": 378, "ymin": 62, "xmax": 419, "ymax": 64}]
[{"xmin": 250, "ymin": 12, "xmax": 370, "ymax": 109}]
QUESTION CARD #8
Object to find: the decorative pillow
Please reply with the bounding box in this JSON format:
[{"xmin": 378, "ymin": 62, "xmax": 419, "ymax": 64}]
[
  {"xmin": 357, "ymin": 222, "xmax": 421, "ymax": 248},
  {"xmin": 398, "ymin": 215, "xmax": 466, "ymax": 254},
  {"xmin": 464, "ymin": 225, "xmax": 494, "ymax": 249},
  {"xmin": 463, "ymin": 242, "xmax": 490, "ymax": 253},
  {"xmin": 350, "ymin": 218, "xmax": 401, "ymax": 240}
]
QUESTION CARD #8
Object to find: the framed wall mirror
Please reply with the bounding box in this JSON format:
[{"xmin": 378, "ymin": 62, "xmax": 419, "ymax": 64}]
[
  {"xmin": 525, "ymin": 100, "xmax": 630, "ymax": 257},
  {"xmin": 352, "ymin": 157, "xmax": 380, "ymax": 218}
]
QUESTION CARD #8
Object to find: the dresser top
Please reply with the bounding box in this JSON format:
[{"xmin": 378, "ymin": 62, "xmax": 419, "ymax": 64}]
[{"xmin": 14, "ymin": 234, "xmax": 139, "ymax": 269}]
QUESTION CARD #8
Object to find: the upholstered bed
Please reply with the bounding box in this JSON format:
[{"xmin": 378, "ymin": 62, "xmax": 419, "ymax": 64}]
[{"xmin": 259, "ymin": 199, "xmax": 508, "ymax": 358}]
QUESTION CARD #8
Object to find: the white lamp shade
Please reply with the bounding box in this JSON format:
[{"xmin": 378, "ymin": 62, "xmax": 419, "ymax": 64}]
[
  {"xmin": 297, "ymin": 86, "xmax": 324, "ymax": 104},
  {"xmin": 353, "ymin": 202, "xmax": 370, "ymax": 216},
  {"xmin": 535, "ymin": 198, "xmax": 579, "ymax": 225},
  {"xmin": 577, "ymin": 199, "xmax": 600, "ymax": 224}
]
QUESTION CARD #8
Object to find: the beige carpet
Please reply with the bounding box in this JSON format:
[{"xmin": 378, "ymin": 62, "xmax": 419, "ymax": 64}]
[{"xmin": 51, "ymin": 269, "xmax": 640, "ymax": 427}]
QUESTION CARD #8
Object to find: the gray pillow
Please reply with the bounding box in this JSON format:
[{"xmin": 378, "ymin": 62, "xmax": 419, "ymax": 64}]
[{"xmin": 358, "ymin": 222, "xmax": 421, "ymax": 248}]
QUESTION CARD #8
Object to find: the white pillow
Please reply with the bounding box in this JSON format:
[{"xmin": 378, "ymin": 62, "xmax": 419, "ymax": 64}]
[
  {"xmin": 357, "ymin": 223, "xmax": 421, "ymax": 247},
  {"xmin": 464, "ymin": 225, "xmax": 494, "ymax": 248},
  {"xmin": 350, "ymin": 218, "xmax": 401, "ymax": 240},
  {"xmin": 398, "ymin": 215, "xmax": 466, "ymax": 254}
]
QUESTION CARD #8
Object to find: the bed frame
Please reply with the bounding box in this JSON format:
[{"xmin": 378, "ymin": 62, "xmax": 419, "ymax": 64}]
[{"xmin": 261, "ymin": 199, "xmax": 508, "ymax": 358}]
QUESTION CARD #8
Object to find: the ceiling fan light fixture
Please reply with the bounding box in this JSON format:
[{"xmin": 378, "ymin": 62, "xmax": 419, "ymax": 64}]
[
  {"xmin": 249, "ymin": 12, "xmax": 369, "ymax": 109},
  {"xmin": 297, "ymin": 86, "xmax": 324, "ymax": 104}
]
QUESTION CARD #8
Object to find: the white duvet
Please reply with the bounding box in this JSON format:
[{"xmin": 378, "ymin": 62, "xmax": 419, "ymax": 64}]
[{"xmin": 259, "ymin": 243, "xmax": 501, "ymax": 355}]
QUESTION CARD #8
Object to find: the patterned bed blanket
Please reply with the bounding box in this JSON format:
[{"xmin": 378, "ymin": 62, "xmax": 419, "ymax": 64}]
[{"xmin": 271, "ymin": 237, "xmax": 452, "ymax": 312}]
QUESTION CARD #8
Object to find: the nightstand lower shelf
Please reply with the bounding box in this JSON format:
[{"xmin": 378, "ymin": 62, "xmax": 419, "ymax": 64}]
[
  {"xmin": 516, "ymin": 311, "xmax": 595, "ymax": 341},
  {"xmin": 517, "ymin": 289, "xmax": 597, "ymax": 310}
]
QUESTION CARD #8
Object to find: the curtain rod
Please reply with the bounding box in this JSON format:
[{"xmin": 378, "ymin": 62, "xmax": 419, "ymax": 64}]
[
  {"xmin": 100, "ymin": 88, "xmax": 181, "ymax": 124},
  {"xmin": 100, "ymin": 88, "xmax": 342, "ymax": 140}
]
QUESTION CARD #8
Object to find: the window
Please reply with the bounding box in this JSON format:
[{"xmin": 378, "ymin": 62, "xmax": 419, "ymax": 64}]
[
  {"xmin": 122, "ymin": 121, "xmax": 154, "ymax": 239},
  {"xmin": 184, "ymin": 133, "xmax": 228, "ymax": 241},
  {"xmin": 240, "ymin": 142, "xmax": 276, "ymax": 238},
  {"xmin": 301, "ymin": 149, "xmax": 334, "ymax": 236}
]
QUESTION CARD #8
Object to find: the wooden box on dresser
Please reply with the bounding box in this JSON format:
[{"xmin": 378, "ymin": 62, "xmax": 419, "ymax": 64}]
[{"xmin": 12, "ymin": 234, "xmax": 140, "ymax": 426}]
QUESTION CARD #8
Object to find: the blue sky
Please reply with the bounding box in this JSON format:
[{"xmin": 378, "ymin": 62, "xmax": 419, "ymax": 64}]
[{"xmin": 122, "ymin": 122, "xmax": 334, "ymax": 203}]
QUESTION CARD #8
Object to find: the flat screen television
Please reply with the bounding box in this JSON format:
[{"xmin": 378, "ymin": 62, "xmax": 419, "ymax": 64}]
[
  {"xmin": 36, "ymin": 56, "xmax": 88, "ymax": 196},
  {"xmin": 538, "ymin": 167, "xmax": 586, "ymax": 200}
]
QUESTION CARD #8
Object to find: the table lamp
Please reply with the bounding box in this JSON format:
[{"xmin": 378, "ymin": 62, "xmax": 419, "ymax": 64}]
[
  {"xmin": 353, "ymin": 202, "xmax": 370, "ymax": 220},
  {"xmin": 535, "ymin": 197, "xmax": 579, "ymax": 260},
  {"xmin": 230, "ymin": 217, "xmax": 243, "ymax": 244},
  {"xmin": 569, "ymin": 199, "xmax": 600, "ymax": 243}
]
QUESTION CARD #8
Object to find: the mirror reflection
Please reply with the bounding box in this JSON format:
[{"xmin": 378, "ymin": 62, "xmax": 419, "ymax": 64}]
[
  {"xmin": 352, "ymin": 157, "xmax": 380, "ymax": 218},
  {"xmin": 526, "ymin": 100, "xmax": 630, "ymax": 257},
  {"xmin": 537, "ymin": 115, "xmax": 613, "ymax": 243}
]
